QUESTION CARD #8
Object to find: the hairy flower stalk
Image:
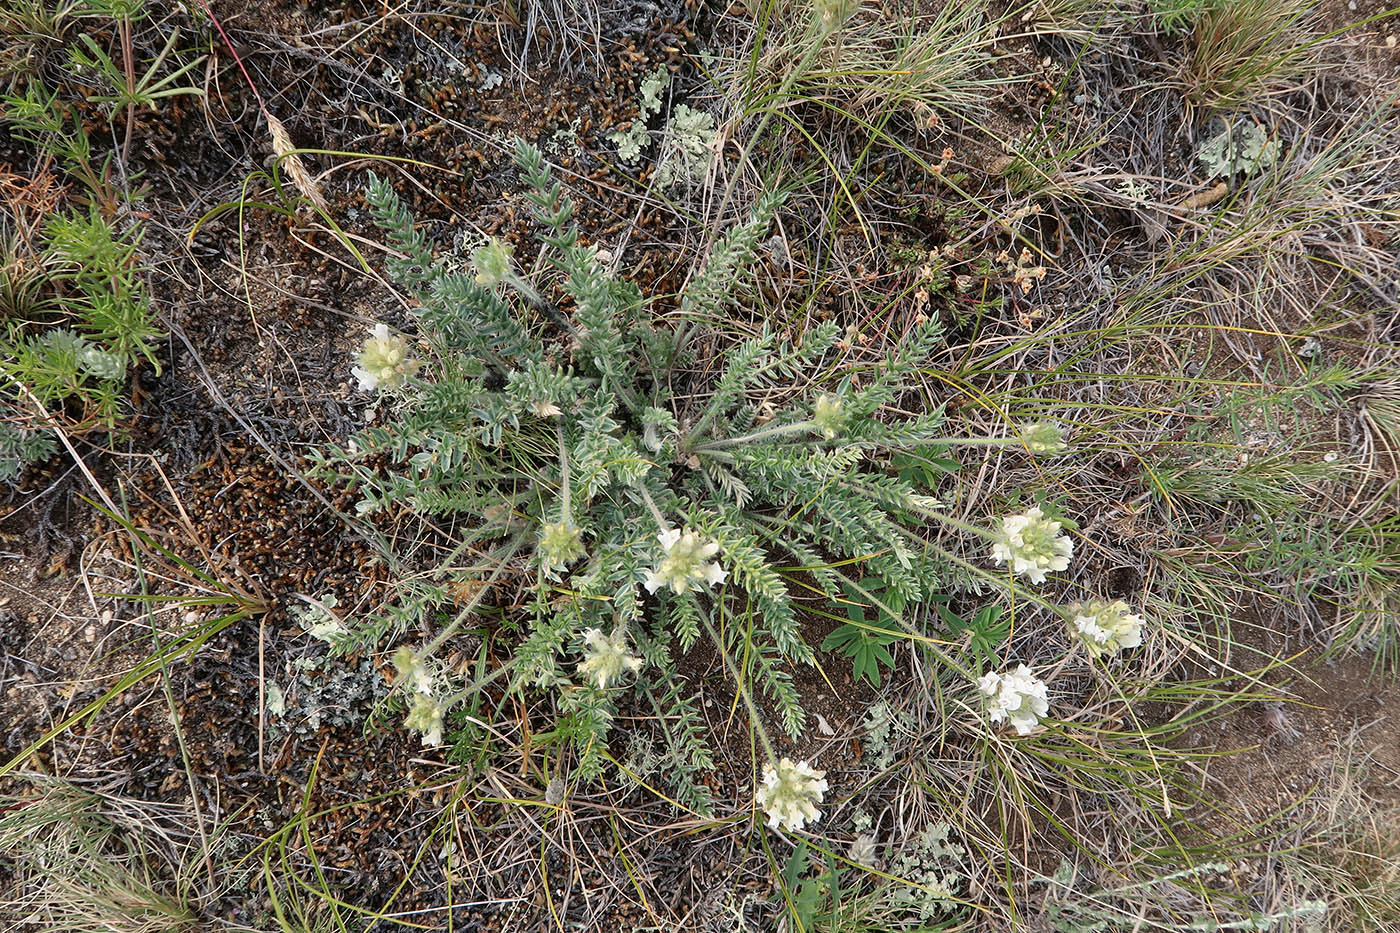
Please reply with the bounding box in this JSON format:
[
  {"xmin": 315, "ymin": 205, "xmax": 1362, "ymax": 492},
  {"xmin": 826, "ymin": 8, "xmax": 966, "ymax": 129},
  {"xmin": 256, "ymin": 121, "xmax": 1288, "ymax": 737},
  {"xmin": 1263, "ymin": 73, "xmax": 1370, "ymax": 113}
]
[
  {"xmin": 1069, "ymin": 600, "xmax": 1144, "ymax": 657},
  {"xmin": 756, "ymin": 758, "xmax": 828, "ymax": 831},
  {"xmin": 991, "ymin": 506, "xmax": 1073, "ymax": 584},
  {"xmin": 577, "ymin": 628, "xmax": 644, "ymax": 689},
  {"xmin": 353, "ymin": 323, "xmax": 418, "ymax": 392},
  {"xmin": 977, "ymin": 665, "xmax": 1050, "ymax": 735},
  {"xmin": 643, "ymin": 528, "xmax": 727, "ymax": 595}
]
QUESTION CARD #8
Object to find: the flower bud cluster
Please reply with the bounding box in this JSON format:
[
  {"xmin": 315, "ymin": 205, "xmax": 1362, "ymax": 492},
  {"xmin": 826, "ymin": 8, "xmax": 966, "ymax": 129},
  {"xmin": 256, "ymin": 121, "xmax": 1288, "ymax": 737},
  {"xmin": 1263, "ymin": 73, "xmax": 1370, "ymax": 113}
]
[
  {"xmin": 538, "ymin": 518, "xmax": 587, "ymax": 579},
  {"xmin": 472, "ymin": 237, "xmax": 515, "ymax": 288},
  {"xmin": 1019, "ymin": 421, "xmax": 1068, "ymax": 455},
  {"xmin": 811, "ymin": 394, "xmax": 847, "ymax": 440}
]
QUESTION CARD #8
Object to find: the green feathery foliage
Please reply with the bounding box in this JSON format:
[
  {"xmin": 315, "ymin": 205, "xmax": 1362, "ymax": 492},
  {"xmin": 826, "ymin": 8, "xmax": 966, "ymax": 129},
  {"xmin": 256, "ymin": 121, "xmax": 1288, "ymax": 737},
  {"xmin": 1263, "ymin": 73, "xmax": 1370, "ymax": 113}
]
[
  {"xmin": 312, "ymin": 140, "xmax": 976, "ymax": 808},
  {"xmin": 0, "ymin": 80, "xmax": 164, "ymax": 481}
]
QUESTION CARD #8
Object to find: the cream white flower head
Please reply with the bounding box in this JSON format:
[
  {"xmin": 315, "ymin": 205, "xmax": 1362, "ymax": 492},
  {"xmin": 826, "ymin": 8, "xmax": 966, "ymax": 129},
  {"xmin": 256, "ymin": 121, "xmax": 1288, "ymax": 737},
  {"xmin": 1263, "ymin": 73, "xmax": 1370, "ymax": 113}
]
[
  {"xmin": 391, "ymin": 645, "xmax": 436, "ymax": 695},
  {"xmin": 353, "ymin": 322, "xmax": 418, "ymax": 392},
  {"xmin": 756, "ymin": 758, "xmax": 828, "ymax": 831},
  {"xmin": 576, "ymin": 628, "xmax": 644, "ymax": 689},
  {"xmin": 643, "ymin": 528, "xmax": 727, "ymax": 595},
  {"xmin": 404, "ymin": 693, "xmax": 446, "ymax": 746},
  {"xmin": 811, "ymin": 394, "xmax": 847, "ymax": 440},
  {"xmin": 990, "ymin": 506, "xmax": 1073, "ymax": 584},
  {"xmin": 1019, "ymin": 421, "xmax": 1068, "ymax": 455},
  {"xmin": 977, "ymin": 664, "xmax": 1050, "ymax": 736},
  {"xmin": 1069, "ymin": 600, "xmax": 1145, "ymax": 658}
]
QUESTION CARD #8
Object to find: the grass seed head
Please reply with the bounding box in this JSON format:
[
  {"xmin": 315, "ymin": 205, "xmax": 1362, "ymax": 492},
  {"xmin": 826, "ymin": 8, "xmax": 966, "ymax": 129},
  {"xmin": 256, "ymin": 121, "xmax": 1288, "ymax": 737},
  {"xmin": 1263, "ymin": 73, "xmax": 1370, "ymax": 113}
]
[{"xmin": 266, "ymin": 113, "xmax": 328, "ymax": 214}]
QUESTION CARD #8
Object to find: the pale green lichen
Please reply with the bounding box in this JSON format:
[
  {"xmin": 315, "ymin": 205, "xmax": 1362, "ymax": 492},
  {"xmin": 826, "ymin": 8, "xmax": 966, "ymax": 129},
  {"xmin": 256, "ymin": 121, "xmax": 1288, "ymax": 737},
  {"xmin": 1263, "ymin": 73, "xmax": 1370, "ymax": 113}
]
[
  {"xmin": 609, "ymin": 65, "xmax": 670, "ymax": 163},
  {"xmin": 886, "ymin": 823, "xmax": 967, "ymax": 920},
  {"xmin": 1198, "ymin": 120, "xmax": 1279, "ymax": 178},
  {"xmin": 652, "ymin": 104, "xmax": 717, "ymax": 189},
  {"xmin": 610, "ymin": 121, "xmax": 650, "ymax": 163},
  {"xmin": 639, "ymin": 66, "xmax": 669, "ymax": 114},
  {"xmin": 292, "ymin": 593, "xmax": 347, "ymax": 644}
]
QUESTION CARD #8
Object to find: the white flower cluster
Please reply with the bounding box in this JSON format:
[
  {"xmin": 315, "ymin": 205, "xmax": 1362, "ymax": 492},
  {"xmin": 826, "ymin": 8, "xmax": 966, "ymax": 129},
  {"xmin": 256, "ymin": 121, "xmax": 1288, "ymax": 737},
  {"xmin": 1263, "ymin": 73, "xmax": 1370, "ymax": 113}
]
[
  {"xmin": 755, "ymin": 758, "xmax": 828, "ymax": 831},
  {"xmin": 392, "ymin": 646, "xmax": 448, "ymax": 746},
  {"xmin": 404, "ymin": 694, "xmax": 446, "ymax": 747},
  {"xmin": 1069, "ymin": 600, "xmax": 1145, "ymax": 658},
  {"xmin": 643, "ymin": 528, "xmax": 727, "ymax": 595},
  {"xmin": 991, "ymin": 506, "xmax": 1073, "ymax": 584},
  {"xmin": 977, "ymin": 664, "xmax": 1050, "ymax": 736},
  {"xmin": 353, "ymin": 323, "xmax": 419, "ymax": 392},
  {"xmin": 576, "ymin": 628, "xmax": 644, "ymax": 689}
]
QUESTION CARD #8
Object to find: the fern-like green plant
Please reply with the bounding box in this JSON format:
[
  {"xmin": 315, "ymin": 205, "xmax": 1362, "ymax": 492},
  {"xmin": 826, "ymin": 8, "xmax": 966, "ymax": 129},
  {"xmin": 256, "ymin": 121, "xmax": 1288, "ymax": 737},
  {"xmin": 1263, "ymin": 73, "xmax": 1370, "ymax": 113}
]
[
  {"xmin": 0, "ymin": 74, "xmax": 164, "ymax": 479},
  {"xmin": 311, "ymin": 139, "xmax": 1030, "ymax": 810}
]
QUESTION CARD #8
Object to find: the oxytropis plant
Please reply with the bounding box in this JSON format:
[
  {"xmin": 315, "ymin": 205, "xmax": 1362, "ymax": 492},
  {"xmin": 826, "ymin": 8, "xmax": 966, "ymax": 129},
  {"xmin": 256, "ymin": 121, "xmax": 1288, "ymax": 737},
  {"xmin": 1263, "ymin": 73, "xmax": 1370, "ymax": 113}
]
[{"xmin": 312, "ymin": 139, "xmax": 1145, "ymax": 816}]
